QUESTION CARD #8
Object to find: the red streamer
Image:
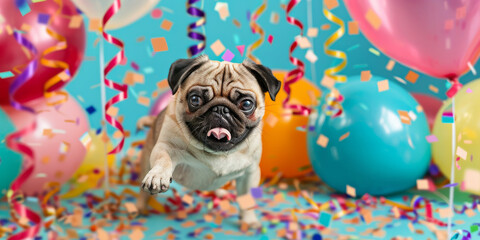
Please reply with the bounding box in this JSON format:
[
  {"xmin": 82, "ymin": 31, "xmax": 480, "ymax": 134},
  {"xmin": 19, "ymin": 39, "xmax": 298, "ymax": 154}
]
[
  {"xmin": 102, "ymin": 0, "xmax": 128, "ymax": 154},
  {"xmin": 283, "ymin": 0, "xmax": 311, "ymax": 116}
]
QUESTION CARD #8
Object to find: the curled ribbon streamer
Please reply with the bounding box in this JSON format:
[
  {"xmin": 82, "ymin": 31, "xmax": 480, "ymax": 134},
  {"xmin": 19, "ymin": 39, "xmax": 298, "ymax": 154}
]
[
  {"xmin": 322, "ymin": 4, "xmax": 347, "ymax": 117},
  {"xmin": 283, "ymin": 0, "xmax": 311, "ymax": 116},
  {"xmin": 41, "ymin": 0, "xmax": 70, "ymax": 106},
  {"xmin": 186, "ymin": 0, "xmax": 206, "ymax": 57},
  {"xmin": 7, "ymin": 32, "xmax": 42, "ymax": 240},
  {"xmin": 246, "ymin": 0, "xmax": 266, "ymax": 64},
  {"xmin": 102, "ymin": 0, "xmax": 128, "ymax": 154}
]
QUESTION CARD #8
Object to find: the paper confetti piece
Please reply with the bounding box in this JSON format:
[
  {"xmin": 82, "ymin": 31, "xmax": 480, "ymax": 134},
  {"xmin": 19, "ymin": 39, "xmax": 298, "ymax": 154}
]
[
  {"xmin": 319, "ymin": 211, "xmax": 332, "ymax": 227},
  {"xmin": 365, "ymin": 9, "xmax": 381, "ymax": 29},
  {"xmin": 151, "ymin": 8, "xmax": 163, "ymax": 18},
  {"xmin": 426, "ymin": 135, "xmax": 438, "ymax": 143},
  {"xmin": 405, "ymin": 71, "xmax": 419, "ymax": 83},
  {"xmin": 137, "ymin": 96, "xmax": 151, "ymax": 107},
  {"xmin": 339, "ymin": 132, "xmax": 350, "ymax": 141},
  {"xmin": 321, "ymin": 74, "xmax": 336, "ymax": 88},
  {"xmin": 215, "ymin": 2, "xmax": 229, "ymax": 20},
  {"xmin": 107, "ymin": 106, "xmax": 119, "ymax": 117},
  {"xmin": 429, "ymin": 84, "xmax": 439, "ymax": 93},
  {"xmin": 160, "ymin": 19, "xmax": 173, "ymax": 31},
  {"xmin": 321, "ymin": 24, "xmax": 330, "ymax": 30},
  {"xmin": 151, "ymin": 37, "xmax": 168, "ymax": 52},
  {"xmin": 236, "ymin": 45, "xmax": 245, "ymax": 56},
  {"xmin": 265, "ymin": 114, "xmax": 278, "ymax": 127},
  {"xmin": 270, "ymin": 12, "xmax": 279, "ymax": 24},
  {"xmin": 316, "ymin": 134, "xmax": 329, "ymax": 148},
  {"xmin": 468, "ymin": 61, "xmax": 476, "ymax": 75},
  {"xmin": 464, "ymin": 169, "xmax": 480, "ymax": 192},
  {"xmin": 68, "ymin": 15, "xmax": 83, "ymax": 28},
  {"xmin": 88, "ymin": 19, "xmax": 101, "ymax": 32},
  {"xmin": 439, "ymin": 208, "xmax": 453, "ymax": 218},
  {"xmin": 466, "ymin": 88, "xmax": 472, "ymax": 93},
  {"xmin": 346, "ymin": 185, "xmax": 356, "ymax": 197},
  {"xmin": 267, "ymin": 34, "xmax": 273, "ymax": 44},
  {"xmin": 296, "ymin": 36, "xmax": 311, "ymax": 49},
  {"xmin": 305, "ymin": 50, "xmax": 318, "ymax": 63},
  {"xmin": 361, "ymin": 70, "xmax": 371, "ymax": 81},
  {"xmin": 324, "ymin": 0, "xmax": 339, "ymax": 10},
  {"xmin": 232, "ymin": 19, "xmax": 241, "ymax": 27},
  {"xmin": 17, "ymin": 0, "xmax": 31, "ymax": 16},
  {"xmin": 250, "ymin": 187, "xmax": 263, "ymax": 198},
  {"xmin": 369, "ymin": 48, "xmax": 380, "ymax": 56},
  {"xmin": 221, "ymin": 49, "xmax": 235, "ymax": 62},
  {"xmin": 398, "ymin": 110, "xmax": 411, "ymax": 125},
  {"xmin": 386, "ymin": 60, "xmax": 395, "ymax": 71},
  {"xmin": 210, "ymin": 39, "xmax": 226, "ymax": 56},
  {"xmin": 0, "ymin": 71, "xmax": 14, "ymax": 79},
  {"xmin": 377, "ymin": 80, "xmax": 389, "ymax": 92},
  {"xmin": 348, "ymin": 21, "xmax": 359, "ymax": 35},
  {"xmin": 442, "ymin": 111, "xmax": 454, "ymax": 123},
  {"xmin": 236, "ymin": 194, "xmax": 256, "ymax": 210},
  {"xmin": 360, "ymin": 209, "xmax": 373, "ymax": 224},
  {"xmin": 80, "ymin": 132, "xmax": 92, "ymax": 149},
  {"xmin": 465, "ymin": 209, "xmax": 476, "ymax": 217},
  {"xmin": 307, "ymin": 28, "xmax": 318, "ymax": 37},
  {"xmin": 456, "ymin": 146, "xmax": 467, "ymax": 160},
  {"xmin": 38, "ymin": 14, "xmax": 50, "ymax": 24},
  {"xmin": 416, "ymin": 179, "xmax": 429, "ymax": 190}
]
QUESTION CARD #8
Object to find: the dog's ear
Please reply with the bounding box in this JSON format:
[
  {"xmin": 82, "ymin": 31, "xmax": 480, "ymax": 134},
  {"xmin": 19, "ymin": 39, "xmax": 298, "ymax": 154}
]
[
  {"xmin": 242, "ymin": 59, "xmax": 282, "ymax": 101},
  {"xmin": 168, "ymin": 55, "xmax": 209, "ymax": 94}
]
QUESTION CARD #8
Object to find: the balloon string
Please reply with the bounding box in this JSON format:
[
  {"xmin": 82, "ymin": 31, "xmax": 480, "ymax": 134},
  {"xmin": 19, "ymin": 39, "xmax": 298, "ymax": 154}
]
[
  {"xmin": 322, "ymin": 4, "xmax": 346, "ymax": 117},
  {"xmin": 186, "ymin": 0, "xmax": 206, "ymax": 57},
  {"xmin": 6, "ymin": 32, "xmax": 42, "ymax": 240},
  {"xmin": 283, "ymin": 0, "xmax": 311, "ymax": 116},
  {"xmin": 246, "ymin": 0, "xmax": 266, "ymax": 64},
  {"xmin": 102, "ymin": 0, "xmax": 128, "ymax": 154},
  {"xmin": 447, "ymin": 95, "xmax": 456, "ymax": 238},
  {"xmin": 40, "ymin": 0, "xmax": 70, "ymax": 106}
]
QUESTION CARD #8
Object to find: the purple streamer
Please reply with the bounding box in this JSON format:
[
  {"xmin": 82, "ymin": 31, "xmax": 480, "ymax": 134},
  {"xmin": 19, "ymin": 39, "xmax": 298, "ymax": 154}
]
[
  {"xmin": 10, "ymin": 32, "xmax": 38, "ymax": 113},
  {"xmin": 186, "ymin": 0, "xmax": 206, "ymax": 57}
]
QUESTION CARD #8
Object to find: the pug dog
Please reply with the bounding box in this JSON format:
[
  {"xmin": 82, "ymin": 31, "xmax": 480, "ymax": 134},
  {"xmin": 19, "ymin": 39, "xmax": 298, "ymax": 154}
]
[{"xmin": 136, "ymin": 55, "xmax": 281, "ymax": 228}]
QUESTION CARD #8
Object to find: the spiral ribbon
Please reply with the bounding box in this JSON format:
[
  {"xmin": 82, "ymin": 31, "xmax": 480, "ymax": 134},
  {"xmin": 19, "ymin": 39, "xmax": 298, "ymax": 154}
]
[
  {"xmin": 246, "ymin": 0, "xmax": 266, "ymax": 64},
  {"xmin": 283, "ymin": 0, "xmax": 311, "ymax": 116},
  {"xmin": 102, "ymin": 0, "xmax": 128, "ymax": 154},
  {"xmin": 41, "ymin": 0, "xmax": 70, "ymax": 106},
  {"xmin": 186, "ymin": 0, "xmax": 206, "ymax": 57},
  {"xmin": 322, "ymin": 4, "xmax": 347, "ymax": 117},
  {"xmin": 6, "ymin": 32, "xmax": 42, "ymax": 240}
]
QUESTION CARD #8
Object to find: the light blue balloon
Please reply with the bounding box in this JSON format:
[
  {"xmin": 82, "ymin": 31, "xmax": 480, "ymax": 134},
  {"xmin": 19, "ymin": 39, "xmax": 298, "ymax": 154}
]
[
  {"xmin": 0, "ymin": 108, "xmax": 22, "ymax": 198},
  {"xmin": 307, "ymin": 75, "xmax": 431, "ymax": 196}
]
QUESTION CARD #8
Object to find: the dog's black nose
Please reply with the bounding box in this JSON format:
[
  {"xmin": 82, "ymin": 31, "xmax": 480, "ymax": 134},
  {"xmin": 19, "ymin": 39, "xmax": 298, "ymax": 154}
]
[{"xmin": 212, "ymin": 105, "xmax": 229, "ymax": 115}]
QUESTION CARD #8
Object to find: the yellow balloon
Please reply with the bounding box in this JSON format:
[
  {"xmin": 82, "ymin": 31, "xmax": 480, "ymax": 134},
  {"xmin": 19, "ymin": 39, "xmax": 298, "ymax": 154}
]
[
  {"xmin": 62, "ymin": 130, "xmax": 116, "ymax": 199},
  {"xmin": 432, "ymin": 80, "xmax": 480, "ymax": 195}
]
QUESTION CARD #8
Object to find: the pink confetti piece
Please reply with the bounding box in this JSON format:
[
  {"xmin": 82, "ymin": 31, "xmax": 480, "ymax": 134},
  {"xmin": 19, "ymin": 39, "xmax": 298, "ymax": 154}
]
[
  {"xmin": 221, "ymin": 49, "xmax": 234, "ymax": 62},
  {"xmin": 268, "ymin": 34, "xmax": 273, "ymax": 44},
  {"xmin": 151, "ymin": 8, "xmax": 163, "ymax": 19},
  {"xmin": 236, "ymin": 45, "xmax": 245, "ymax": 56},
  {"xmin": 426, "ymin": 135, "xmax": 438, "ymax": 143}
]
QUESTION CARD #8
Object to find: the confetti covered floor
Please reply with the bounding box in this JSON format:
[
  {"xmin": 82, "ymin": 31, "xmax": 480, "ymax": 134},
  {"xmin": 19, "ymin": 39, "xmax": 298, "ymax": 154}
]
[{"xmin": 1, "ymin": 177, "xmax": 479, "ymax": 240}]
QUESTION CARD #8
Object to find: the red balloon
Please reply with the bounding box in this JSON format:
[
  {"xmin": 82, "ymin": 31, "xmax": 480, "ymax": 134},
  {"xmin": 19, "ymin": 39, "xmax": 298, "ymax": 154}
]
[
  {"xmin": 412, "ymin": 93, "xmax": 443, "ymax": 130},
  {"xmin": 0, "ymin": 0, "xmax": 85, "ymax": 104}
]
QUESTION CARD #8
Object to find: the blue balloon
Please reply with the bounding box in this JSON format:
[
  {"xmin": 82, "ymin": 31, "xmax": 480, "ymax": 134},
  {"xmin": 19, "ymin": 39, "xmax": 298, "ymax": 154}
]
[
  {"xmin": 307, "ymin": 75, "xmax": 430, "ymax": 196},
  {"xmin": 0, "ymin": 108, "xmax": 22, "ymax": 198}
]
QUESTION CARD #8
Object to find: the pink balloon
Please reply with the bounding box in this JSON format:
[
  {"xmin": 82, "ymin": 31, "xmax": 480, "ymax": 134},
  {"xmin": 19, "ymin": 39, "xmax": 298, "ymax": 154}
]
[
  {"xmin": 412, "ymin": 93, "xmax": 443, "ymax": 130},
  {"xmin": 2, "ymin": 96, "xmax": 89, "ymax": 196},
  {"xmin": 149, "ymin": 90, "xmax": 173, "ymax": 116},
  {"xmin": 344, "ymin": 0, "xmax": 480, "ymax": 96}
]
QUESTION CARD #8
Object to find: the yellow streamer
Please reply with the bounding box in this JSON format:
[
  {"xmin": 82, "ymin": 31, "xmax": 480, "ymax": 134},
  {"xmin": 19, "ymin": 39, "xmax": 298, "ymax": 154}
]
[
  {"xmin": 246, "ymin": 0, "xmax": 267, "ymax": 64},
  {"xmin": 323, "ymin": 6, "xmax": 347, "ymax": 82},
  {"xmin": 40, "ymin": 0, "xmax": 70, "ymax": 106}
]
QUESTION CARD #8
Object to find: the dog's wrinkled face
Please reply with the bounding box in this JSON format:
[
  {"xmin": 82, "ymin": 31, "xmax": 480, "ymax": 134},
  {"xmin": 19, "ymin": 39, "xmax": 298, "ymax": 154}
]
[{"xmin": 167, "ymin": 55, "xmax": 281, "ymax": 152}]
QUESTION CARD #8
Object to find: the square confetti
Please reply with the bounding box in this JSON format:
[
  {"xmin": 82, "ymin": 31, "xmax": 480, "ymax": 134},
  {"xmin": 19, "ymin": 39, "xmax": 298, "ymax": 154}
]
[
  {"xmin": 366, "ymin": 9, "xmax": 381, "ymax": 29},
  {"xmin": 221, "ymin": 49, "xmax": 234, "ymax": 62},
  {"xmin": 319, "ymin": 212, "xmax": 332, "ymax": 227},
  {"xmin": 38, "ymin": 14, "xmax": 50, "ymax": 24},
  {"xmin": 160, "ymin": 19, "xmax": 173, "ymax": 31},
  {"xmin": 151, "ymin": 37, "xmax": 168, "ymax": 52},
  {"xmin": 210, "ymin": 39, "xmax": 226, "ymax": 56},
  {"xmin": 377, "ymin": 80, "xmax": 389, "ymax": 92}
]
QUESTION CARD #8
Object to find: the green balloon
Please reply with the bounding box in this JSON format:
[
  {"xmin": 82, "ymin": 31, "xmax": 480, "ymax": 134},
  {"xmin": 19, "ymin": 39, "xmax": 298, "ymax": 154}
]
[{"xmin": 0, "ymin": 108, "xmax": 22, "ymax": 198}]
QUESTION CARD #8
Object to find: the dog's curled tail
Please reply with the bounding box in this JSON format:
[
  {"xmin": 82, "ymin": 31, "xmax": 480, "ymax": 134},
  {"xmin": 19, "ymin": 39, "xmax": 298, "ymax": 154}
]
[{"xmin": 136, "ymin": 115, "xmax": 156, "ymax": 133}]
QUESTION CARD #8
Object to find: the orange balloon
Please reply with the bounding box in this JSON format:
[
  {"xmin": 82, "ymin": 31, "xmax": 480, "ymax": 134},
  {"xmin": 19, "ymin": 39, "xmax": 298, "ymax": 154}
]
[{"xmin": 260, "ymin": 71, "xmax": 321, "ymax": 177}]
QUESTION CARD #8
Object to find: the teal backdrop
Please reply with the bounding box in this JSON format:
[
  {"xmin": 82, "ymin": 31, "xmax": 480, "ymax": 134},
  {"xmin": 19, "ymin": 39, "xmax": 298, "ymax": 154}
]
[{"xmin": 66, "ymin": 0, "xmax": 480, "ymax": 153}]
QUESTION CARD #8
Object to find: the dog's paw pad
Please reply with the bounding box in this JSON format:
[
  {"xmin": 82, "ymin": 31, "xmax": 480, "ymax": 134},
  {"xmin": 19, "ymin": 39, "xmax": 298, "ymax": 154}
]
[{"xmin": 141, "ymin": 166, "xmax": 172, "ymax": 194}]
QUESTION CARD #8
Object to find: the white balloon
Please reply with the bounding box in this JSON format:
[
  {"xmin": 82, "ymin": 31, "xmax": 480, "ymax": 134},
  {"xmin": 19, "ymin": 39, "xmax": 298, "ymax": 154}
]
[{"xmin": 71, "ymin": 0, "xmax": 161, "ymax": 30}]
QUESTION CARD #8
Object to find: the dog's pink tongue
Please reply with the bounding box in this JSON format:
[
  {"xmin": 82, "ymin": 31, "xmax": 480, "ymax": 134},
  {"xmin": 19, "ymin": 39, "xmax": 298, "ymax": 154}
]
[{"xmin": 207, "ymin": 128, "xmax": 231, "ymax": 141}]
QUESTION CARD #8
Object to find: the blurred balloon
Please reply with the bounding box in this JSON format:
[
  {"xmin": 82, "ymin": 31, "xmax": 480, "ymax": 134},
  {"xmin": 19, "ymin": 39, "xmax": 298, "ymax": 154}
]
[
  {"xmin": 71, "ymin": 0, "xmax": 161, "ymax": 30},
  {"xmin": 62, "ymin": 130, "xmax": 115, "ymax": 199},
  {"xmin": 0, "ymin": 0, "xmax": 86, "ymax": 105},
  {"xmin": 149, "ymin": 90, "xmax": 173, "ymax": 116},
  {"xmin": 307, "ymin": 75, "xmax": 430, "ymax": 196},
  {"xmin": 0, "ymin": 109, "xmax": 22, "ymax": 198},
  {"xmin": 2, "ymin": 96, "xmax": 89, "ymax": 196},
  {"xmin": 412, "ymin": 93, "xmax": 443, "ymax": 130},
  {"xmin": 344, "ymin": 0, "xmax": 480, "ymax": 96},
  {"xmin": 432, "ymin": 80, "xmax": 480, "ymax": 195},
  {"xmin": 260, "ymin": 71, "xmax": 321, "ymax": 178}
]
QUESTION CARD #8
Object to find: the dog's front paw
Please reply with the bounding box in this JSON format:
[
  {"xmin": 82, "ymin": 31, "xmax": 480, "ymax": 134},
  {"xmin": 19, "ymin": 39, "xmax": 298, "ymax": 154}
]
[
  {"xmin": 240, "ymin": 210, "xmax": 262, "ymax": 229},
  {"xmin": 141, "ymin": 166, "xmax": 172, "ymax": 194}
]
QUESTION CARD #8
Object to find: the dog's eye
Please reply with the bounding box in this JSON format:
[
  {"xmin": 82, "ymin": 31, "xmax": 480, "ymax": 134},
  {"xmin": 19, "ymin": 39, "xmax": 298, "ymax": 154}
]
[
  {"xmin": 189, "ymin": 95, "xmax": 203, "ymax": 107},
  {"xmin": 240, "ymin": 99, "xmax": 254, "ymax": 111}
]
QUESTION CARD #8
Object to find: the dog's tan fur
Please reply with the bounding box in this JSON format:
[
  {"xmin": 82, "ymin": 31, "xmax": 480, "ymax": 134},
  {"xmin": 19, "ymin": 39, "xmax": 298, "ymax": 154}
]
[{"xmin": 137, "ymin": 56, "xmax": 280, "ymax": 228}]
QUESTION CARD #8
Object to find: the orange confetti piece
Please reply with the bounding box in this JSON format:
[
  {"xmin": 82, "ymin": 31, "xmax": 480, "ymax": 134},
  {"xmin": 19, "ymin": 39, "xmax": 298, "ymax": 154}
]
[
  {"xmin": 365, "ymin": 9, "xmax": 381, "ymax": 29},
  {"xmin": 151, "ymin": 37, "xmax": 168, "ymax": 52}
]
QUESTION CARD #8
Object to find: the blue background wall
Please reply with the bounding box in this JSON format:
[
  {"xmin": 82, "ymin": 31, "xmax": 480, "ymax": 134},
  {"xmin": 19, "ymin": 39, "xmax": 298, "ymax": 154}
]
[{"xmin": 66, "ymin": 0, "xmax": 480, "ymax": 153}]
